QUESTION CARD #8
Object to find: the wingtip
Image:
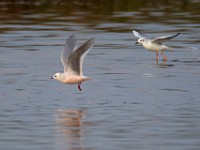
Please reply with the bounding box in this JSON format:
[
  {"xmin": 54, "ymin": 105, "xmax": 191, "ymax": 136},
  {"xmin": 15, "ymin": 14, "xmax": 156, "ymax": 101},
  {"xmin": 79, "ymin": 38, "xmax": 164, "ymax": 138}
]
[
  {"xmin": 66, "ymin": 34, "xmax": 77, "ymax": 42},
  {"xmin": 79, "ymin": 37, "xmax": 95, "ymax": 50},
  {"xmin": 69, "ymin": 34, "xmax": 77, "ymax": 38},
  {"xmin": 90, "ymin": 37, "xmax": 95, "ymax": 41},
  {"xmin": 132, "ymin": 29, "xmax": 137, "ymax": 36},
  {"xmin": 88, "ymin": 37, "xmax": 96, "ymax": 44},
  {"xmin": 132, "ymin": 29, "xmax": 145, "ymax": 38},
  {"xmin": 132, "ymin": 29, "xmax": 137, "ymax": 33},
  {"xmin": 132, "ymin": 29, "xmax": 141, "ymax": 33},
  {"xmin": 174, "ymin": 32, "xmax": 180, "ymax": 38}
]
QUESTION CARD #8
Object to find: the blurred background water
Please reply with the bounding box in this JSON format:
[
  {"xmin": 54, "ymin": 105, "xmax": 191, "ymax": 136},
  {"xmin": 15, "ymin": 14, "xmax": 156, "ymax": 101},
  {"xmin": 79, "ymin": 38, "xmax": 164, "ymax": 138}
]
[{"xmin": 0, "ymin": 0, "xmax": 200, "ymax": 150}]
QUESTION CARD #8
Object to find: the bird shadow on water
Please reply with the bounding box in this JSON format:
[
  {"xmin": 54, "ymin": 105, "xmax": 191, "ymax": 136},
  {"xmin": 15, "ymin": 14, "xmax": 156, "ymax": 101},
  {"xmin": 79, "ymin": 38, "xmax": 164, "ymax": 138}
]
[
  {"xmin": 157, "ymin": 62, "xmax": 175, "ymax": 68},
  {"xmin": 153, "ymin": 60, "xmax": 175, "ymax": 68}
]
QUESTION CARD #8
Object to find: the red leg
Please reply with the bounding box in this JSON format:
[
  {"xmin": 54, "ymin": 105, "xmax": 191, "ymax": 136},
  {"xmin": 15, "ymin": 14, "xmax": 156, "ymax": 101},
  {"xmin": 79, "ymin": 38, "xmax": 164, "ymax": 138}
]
[
  {"xmin": 156, "ymin": 51, "xmax": 158, "ymax": 61},
  {"xmin": 78, "ymin": 82, "xmax": 82, "ymax": 91},
  {"xmin": 161, "ymin": 51, "xmax": 167, "ymax": 61}
]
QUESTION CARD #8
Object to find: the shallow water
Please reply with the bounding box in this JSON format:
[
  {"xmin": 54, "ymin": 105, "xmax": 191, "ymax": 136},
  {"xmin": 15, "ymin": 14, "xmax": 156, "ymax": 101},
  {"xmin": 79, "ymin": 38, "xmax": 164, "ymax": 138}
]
[{"xmin": 0, "ymin": 1, "xmax": 200, "ymax": 150}]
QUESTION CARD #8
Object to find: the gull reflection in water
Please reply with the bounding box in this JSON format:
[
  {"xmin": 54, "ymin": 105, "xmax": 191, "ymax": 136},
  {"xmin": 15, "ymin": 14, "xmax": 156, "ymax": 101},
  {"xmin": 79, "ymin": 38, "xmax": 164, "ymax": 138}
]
[{"xmin": 56, "ymin": 109, "xmax": 85, "ymax": 150}]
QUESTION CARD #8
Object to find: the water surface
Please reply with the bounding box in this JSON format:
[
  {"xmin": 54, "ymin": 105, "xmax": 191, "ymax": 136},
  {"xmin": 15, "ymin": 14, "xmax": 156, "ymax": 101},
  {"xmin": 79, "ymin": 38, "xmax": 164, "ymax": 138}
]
[{"xmin": 0, "ymin": 1, "xmax": 200, "ymax": 150}]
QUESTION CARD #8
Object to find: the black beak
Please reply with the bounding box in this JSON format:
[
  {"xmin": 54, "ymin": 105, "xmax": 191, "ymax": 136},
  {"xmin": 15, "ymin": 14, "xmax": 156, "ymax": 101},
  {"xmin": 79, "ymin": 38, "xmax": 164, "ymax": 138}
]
[
  {"xmin": 135, "ymin": 42, "xmax": 139, "ymax": 44},
  {"xmin": 51, "ymin": 77, "xmax": 54, "ymax": 79}
]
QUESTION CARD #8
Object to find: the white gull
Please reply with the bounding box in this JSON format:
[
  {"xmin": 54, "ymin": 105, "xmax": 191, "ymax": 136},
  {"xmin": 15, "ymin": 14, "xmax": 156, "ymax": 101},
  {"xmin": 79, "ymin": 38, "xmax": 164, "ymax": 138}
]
[
  {"xmin": 52, "ymin": 35, "xmax": 95, "ymax": 91},
  {"xmin": 132, "ymin": 29, "xmax": 180, "ymax": 61}
]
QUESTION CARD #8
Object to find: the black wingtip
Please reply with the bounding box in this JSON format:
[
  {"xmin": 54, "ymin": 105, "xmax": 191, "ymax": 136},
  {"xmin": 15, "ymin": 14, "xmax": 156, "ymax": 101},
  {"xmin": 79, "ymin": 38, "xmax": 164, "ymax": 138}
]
[
  {"xmin": 174, "ymin": 32, "xmax": 180, "ymax": 38},
  {"xmin": 133, "ymin": 29, "xmax": 140, "ymax": 32}
]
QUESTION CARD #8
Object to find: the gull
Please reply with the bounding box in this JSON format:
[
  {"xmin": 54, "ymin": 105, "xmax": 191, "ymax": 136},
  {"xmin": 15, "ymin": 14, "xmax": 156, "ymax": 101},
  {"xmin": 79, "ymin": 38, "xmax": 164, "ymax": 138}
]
[
  {"xmin": 132, "ymin": 29, "xmax": 180, "ymax": 61},
  {"xmin": 52, "ymin": 34, "xmax": 95, "ymax": 91}
]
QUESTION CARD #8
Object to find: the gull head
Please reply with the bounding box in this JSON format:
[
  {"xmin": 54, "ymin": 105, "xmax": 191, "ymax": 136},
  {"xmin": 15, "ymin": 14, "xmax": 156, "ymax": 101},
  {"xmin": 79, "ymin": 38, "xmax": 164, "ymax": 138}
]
[
  {"xmin": 51, "ymin": 73, "xmax": 61, "ymax": 80},
  {"xmin": 135, "ymin": 38, "xmax": 145, "ymax": 44}
]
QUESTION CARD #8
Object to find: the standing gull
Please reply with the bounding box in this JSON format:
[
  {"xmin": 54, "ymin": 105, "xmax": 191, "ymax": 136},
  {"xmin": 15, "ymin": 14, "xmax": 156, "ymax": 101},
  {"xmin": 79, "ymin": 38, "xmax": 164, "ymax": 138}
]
[
  {"xmin": 52, "ymin": 35, "xmax": 95, "ymax": 91},
  {"xmin": 132, "ymin": 29, "xmax": 180, "ymax": 61}
]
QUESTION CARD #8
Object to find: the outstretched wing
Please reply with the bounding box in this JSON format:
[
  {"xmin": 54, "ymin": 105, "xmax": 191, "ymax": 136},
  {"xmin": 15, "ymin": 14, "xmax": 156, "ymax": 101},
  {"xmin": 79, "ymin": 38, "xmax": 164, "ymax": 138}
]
[
  {"xmin": 61, "ymin": 34, "xmax": 77, "ymax": 72},
  {"xmin": 132, "ymin": 29, "xmax": 146, "ymax": 38},
  {"xmin": 67, "ymin": 38, "xmax": 95, "ymax": 76},
  {"xmin": 151, "ymin": 33, "xmax": 180, "ymax": 44}
]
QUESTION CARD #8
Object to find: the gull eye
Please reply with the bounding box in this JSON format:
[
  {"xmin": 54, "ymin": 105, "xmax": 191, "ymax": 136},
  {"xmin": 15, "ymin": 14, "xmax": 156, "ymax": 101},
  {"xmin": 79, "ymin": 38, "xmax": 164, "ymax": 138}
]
[{"xmin": 54, "ymin": 75, "xmax": 57, "ymax": 78}]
